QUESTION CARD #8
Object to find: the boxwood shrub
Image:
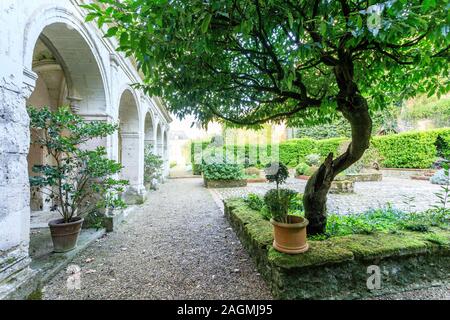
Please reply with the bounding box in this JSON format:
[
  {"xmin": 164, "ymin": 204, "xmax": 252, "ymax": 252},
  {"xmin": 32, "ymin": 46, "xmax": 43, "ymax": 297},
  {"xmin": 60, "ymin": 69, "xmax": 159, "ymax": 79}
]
[{"xmin": 202, "ymin": 163, "xmax": 244, "ymax": 181}]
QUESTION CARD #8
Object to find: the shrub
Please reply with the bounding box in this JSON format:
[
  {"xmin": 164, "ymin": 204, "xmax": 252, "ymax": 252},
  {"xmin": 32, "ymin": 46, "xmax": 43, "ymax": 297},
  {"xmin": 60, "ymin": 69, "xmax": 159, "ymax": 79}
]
[
  {"xmin": 264, "ymin": 162, "xmax": 289, "ymax": 189},
  {"xmin": 304, "ymin": 165, "xmax": 318, "ymax": 177},
  {"xmin": 430, "ymin": 168, "xmax": 450, "ymax": 185},
  {"xmin": 28, "ymin": 106, "xmax": 128, "ymax": 223},
  {"xmin": 305, "ymin": 153, "xmax": 321, "ymax": 166},
  {"xmin": 295, "ymin": 162, "xmax": 310, "ymax": 176},
  {"xmin": 144, "ymin": 145, "xmax": 163, "ymax": 185},
  {"xmin": 202, "ymin": 163, "xmax": 244, "ymax": 180},
  {"xmin": 244, "ymin": 193, "xmax": 265, "ymax": 211},
  {"xmin": 264, "ymin": 189, "xmax": 298, "ymax": 223}
]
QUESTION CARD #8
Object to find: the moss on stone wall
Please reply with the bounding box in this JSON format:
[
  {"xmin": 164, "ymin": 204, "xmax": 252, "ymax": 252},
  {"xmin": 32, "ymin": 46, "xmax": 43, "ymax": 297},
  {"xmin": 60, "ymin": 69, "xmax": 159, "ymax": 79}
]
[{"xmin": 224, "ymin": 198, "xmax": 450, "ymax": 299}]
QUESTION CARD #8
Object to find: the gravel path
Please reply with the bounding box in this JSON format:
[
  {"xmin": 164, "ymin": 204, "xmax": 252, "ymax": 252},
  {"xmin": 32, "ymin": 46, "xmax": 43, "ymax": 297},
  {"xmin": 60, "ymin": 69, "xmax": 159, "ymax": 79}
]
[
  {"xmin": 41, "ymin": 177, "xmax": 448, "ymax": 300},
  {"xmin": 42, "ymin": 178, "xmax": 272, "ymax": 300},
  {"xmin": 215, "ymin": 177, "xmax": 443, "ymax": 215}
]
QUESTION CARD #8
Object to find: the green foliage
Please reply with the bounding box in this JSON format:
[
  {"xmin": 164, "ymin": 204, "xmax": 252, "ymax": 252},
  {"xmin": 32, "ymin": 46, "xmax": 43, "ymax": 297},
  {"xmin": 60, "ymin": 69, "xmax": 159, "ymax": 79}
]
[
  {"xmin": 144, "ymin": 145, "xmax": 163, "ymax": 184},
  {"xmin": 264, "ymin": 162, "xmax": 289, "ymax": 189},
  {"xmin": 435, "ymin": 134, "xmax": 450, "ymax": 159},
  {"xmin": 243, "ymin": 193, "xmax": 265, "ymax": 211},
  {"xmin": 311, "ymin": 206, "xmax": 450, "ymax": 240},
  {"xmin": 83, "ymin": 0, "xmax": 449, "ymax": 127},
  {"xmin": 304, "ymin": 166, "xmax": 319, "ymax": 177},
  {"xmin": 28, "ymin": 106, "xmax": 128, "ymax": 223},
  {"xmin": 295, "ymin": 163, "xmax": 310, "ymax": 176},
  {"xmin": 401, "ymin": 96, "xmax": 450, "ymax": 128},
  {"xmin": 305, "ymin": 154, "xmax": 321, "ymax": 167},
  {"xmin": 202, "ymin": 163, "xmax": 244, "ymax": 180},
  {"xmin": 372, "ymin": 129, "xmax": 450, "ymax": 168},
  {"xmin": 193, "ymin": 128, "xmax": 450, "ymax": 170},
  {"xmin": 264, "ymin": 189, "xmax": 298, "ymax": 223}
]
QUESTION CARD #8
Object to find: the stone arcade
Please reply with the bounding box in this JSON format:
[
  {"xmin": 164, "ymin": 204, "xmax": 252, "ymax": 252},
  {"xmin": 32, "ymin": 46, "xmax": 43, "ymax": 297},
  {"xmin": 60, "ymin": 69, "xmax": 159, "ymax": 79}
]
[{"xmin": 0, "ymin": 0, "xmax": 171, "ymax": 296}]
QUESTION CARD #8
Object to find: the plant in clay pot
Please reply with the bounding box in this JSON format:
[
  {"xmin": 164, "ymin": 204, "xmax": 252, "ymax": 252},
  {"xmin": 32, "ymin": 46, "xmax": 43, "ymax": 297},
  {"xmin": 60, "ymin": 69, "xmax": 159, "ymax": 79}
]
[
  {"xmin": 264, "ymin": 162, "xmax": 309, "ymax": 254},
  {"xmin": 28, "ymin": 106, "xmax": 128, "ymax": 252}
]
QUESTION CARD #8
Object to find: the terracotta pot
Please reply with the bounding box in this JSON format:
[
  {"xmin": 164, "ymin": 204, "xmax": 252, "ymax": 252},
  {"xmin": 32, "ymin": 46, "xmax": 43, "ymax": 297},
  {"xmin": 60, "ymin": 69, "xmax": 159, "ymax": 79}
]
[
  {"xmin": 48, "ymin": 217, "xmax": 84, "ymax": 253},
  {"xmin": 271, "ymin": 216, "xmax": 309, "ymax": 254}
]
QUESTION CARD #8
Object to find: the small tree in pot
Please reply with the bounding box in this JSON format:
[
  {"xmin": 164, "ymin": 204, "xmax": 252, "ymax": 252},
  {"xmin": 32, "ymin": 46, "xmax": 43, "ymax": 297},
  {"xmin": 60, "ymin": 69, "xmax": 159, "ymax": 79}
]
[
  {"xmin": 29, "ymin": 106, "xmax": 128, "ymax": 252},
  {"xmin": 264, "ymin": 162, "xmax": 309, "ymax": 254}
]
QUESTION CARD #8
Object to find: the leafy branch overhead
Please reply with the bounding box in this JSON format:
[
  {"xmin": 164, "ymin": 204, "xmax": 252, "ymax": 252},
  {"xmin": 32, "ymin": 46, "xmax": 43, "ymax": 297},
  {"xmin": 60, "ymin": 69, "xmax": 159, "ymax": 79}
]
[{"xmin": 83, "ymin": 0, "xmax": 448, "ymax": 127}]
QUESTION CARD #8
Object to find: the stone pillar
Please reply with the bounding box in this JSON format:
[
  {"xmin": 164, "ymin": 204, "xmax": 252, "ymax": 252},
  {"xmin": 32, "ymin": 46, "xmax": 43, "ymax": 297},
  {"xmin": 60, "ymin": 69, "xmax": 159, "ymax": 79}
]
[
  {"xmin": 120, "ymin": 132, "xmax": 145, "ymax": 204},
  {"xmin": 0, "ymin": 69, "xmax": 35, "ymax": 286}
]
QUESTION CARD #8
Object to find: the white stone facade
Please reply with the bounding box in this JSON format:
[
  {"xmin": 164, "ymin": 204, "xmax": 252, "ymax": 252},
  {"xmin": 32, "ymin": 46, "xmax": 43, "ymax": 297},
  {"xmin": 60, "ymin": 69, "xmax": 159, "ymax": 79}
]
[{"xmin": 0, "ymin": 0, "xmax": 171, "ymax": 285}]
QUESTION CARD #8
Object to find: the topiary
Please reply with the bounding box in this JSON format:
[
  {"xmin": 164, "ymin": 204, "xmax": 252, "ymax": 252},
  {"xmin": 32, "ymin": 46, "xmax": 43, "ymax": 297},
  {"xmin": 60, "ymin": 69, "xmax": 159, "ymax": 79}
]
[
  {"xmin": 264, "ymin": 162, "xmax": 289, "ymax": 190},
  {"xmin": 295, "ymin": 162, "xmax": 310, "ymax": 176}
]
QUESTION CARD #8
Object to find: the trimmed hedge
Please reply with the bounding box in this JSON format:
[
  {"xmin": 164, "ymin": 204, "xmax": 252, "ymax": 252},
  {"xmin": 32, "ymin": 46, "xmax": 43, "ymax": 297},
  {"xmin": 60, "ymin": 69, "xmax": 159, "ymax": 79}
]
[
  {"xmin": 191, "ymin": 128, "xmax": 450, "ymax": 171},
  {"xmin": 372, "ymin": 128, "xmax": 450, "ymax": 169}
]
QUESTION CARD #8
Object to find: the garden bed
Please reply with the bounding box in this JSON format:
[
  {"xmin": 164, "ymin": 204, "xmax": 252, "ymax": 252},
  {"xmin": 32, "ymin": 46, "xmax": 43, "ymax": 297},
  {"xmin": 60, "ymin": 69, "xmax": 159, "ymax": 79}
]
[
  {"xmin": 204, "ymin": 178, "xmax": 247, "ymax": 188},
  {"xmin": 224, "ymin": 198, "xmax": 450, "ymax": 300}
]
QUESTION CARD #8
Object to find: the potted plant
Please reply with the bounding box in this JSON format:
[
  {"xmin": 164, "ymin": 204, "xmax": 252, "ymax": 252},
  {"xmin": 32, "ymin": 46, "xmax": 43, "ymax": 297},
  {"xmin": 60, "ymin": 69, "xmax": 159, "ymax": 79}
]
[
  {"xmin": 29, "ymin": 106, "xmax": 128, "ymax": 253},
  {"xmin": 264, "ymin": 162, "xmax": 309, "ymax": 254},
  {"xmin": 144, "ymin": 144, "xmax": 164, "ymax": 190}
]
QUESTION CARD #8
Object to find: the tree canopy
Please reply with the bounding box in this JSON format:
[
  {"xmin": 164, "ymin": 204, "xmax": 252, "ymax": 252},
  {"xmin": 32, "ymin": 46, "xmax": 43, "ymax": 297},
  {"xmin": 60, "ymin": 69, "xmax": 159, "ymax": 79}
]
[{"xmin": 84, "ymin": 0, "xmax": 448, "ymax": 128}]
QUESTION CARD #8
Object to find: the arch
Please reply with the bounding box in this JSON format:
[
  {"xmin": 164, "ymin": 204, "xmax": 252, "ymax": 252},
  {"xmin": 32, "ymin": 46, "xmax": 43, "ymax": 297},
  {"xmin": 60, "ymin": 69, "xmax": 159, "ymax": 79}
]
[
  {"xmin": 144, "ymin": 111, "xmax": 156, "ymax": 151},
  {"xmin": 156, "ymin": 122, "xmax": 164, "ymax": 157},
  {"xmin": 118, "ymin": 88, "xmax": 143, "ymax": 192},
  {"xmin": 23, "ymin": 6, "xmax": 109, "ymax": 114}
]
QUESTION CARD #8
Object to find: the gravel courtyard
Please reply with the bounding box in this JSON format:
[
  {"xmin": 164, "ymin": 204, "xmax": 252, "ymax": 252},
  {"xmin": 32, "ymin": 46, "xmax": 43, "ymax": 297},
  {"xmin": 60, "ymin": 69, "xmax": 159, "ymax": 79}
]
[
  {"xmin": 214, "ymin": 177, "xmax": 443, "ymax": 215},
  {"xmin": 42, "ymin": 177, "xmax": 448, "ymax": 300},
  {"xmin": 43, "ymin": 178, "xmax": 271, "ymax": 300}
]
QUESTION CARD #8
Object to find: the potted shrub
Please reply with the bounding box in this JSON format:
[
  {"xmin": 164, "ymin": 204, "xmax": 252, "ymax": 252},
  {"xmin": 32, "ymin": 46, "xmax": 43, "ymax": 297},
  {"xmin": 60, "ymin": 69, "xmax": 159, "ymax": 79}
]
[
  {"xmin": 28, "ymin": 107, "xmax": 128, "ymax": 253},
  {"xmin": 202, "ymin": 162, "xmax": 247, "ymax": 188},
  {"xmin": 144, "ymin": 144, "xmax": 164, "ymax": 190},
  {"xmin": 264, "ymin": 162, "xmax": 309, "ymax": 254}
]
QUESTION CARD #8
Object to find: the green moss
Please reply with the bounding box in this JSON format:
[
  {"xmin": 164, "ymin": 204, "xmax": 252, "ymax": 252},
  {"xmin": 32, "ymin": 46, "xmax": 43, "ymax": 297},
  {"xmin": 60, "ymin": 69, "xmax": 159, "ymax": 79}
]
[
  {"xmin": 332, "ymin": 232, "xmax": 429, "ymax": 260},
  {"xmin": 268, "ymin": 241, "xmax": 354, "ymax": 269},
  {"xmin": 27, "ymin": 288, "xmax": 43, "ymax": 300},
  {"xmin": 245, "ymin": 220, "xmax": 273, "ymax": 247}
]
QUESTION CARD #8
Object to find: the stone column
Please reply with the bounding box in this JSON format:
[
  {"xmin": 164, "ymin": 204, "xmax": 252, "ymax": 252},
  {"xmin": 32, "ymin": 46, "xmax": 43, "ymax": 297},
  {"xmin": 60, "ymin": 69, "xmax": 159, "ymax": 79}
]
[
  {"xmin": 120, "ymin": 132, "xmax": 145, "ymax": 204},
  {"xmin": 0, "ymin": 69, "xmax": 36, "ymax": 287}
]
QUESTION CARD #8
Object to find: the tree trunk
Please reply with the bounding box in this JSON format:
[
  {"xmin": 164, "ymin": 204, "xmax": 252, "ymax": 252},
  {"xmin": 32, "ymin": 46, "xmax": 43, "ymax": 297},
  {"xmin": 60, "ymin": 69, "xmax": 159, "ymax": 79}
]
[{"xmin": 304, "ymin": 58, "xmax": 373, "ymax": 235}]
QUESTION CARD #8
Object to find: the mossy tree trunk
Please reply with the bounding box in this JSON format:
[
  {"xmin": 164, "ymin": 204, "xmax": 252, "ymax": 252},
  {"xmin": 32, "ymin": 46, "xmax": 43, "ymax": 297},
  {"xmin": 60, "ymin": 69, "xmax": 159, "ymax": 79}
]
[{"xmin": 304, "ymin": 54, "xmax": 373, "ymax": 235}]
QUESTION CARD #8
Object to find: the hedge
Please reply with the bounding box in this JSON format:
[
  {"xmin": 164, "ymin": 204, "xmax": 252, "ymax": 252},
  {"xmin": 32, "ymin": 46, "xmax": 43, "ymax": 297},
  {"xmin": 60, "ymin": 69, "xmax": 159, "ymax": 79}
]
[
  {"xmin": 191, "ymin": 128, "xmax": 450, "ymax": 171},
  {"xmin": 372, "ymin": 128, "xmax": 450, "ymax": 169}
]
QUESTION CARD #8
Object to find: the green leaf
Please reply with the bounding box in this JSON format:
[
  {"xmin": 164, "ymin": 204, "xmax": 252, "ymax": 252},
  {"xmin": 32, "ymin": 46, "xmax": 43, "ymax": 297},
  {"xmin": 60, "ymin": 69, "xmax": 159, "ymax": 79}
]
[{"xmin": 201, "ymin": 14, "xmax": 212, "ymax": 33}]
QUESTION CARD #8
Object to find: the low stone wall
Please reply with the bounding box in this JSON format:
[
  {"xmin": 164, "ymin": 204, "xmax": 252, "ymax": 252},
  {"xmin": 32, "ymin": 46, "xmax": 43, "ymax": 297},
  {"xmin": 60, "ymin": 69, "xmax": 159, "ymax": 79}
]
[
  {"xmin": 204, "ymin": 179, "xmax": 248, "ymax": 188},
  {"xmin": 344, "ymin": 172, "xmax": 383, "ymax": 182},
  {"xmin": 224, "ymin": 199, "xmax": 450, "ymax": 300},
  {"xmin": 380, "ymin": 168, "xmax": 436, "ymax": 179}
]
